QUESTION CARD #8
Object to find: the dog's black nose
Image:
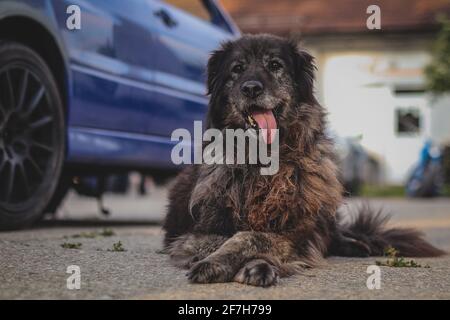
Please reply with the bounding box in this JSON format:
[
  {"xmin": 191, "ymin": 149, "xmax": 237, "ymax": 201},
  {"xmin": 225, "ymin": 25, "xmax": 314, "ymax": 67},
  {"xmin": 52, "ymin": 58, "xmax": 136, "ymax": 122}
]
[{"xmin": 241, "ymin": 81, "xmax": 264, "ymax": 98}]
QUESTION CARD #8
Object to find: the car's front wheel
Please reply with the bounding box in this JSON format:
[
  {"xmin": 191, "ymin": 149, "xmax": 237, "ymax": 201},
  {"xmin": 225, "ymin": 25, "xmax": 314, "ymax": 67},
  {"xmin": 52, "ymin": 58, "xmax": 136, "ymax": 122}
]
[{"xmin": 0, "ymin": 41, "xmax": 65, "ymax": 230}]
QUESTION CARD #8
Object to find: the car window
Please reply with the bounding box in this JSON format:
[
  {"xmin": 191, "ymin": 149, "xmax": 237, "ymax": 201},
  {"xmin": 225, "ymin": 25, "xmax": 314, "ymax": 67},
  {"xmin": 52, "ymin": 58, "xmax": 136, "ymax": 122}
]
[{"xmin": 164, "ymin": 0, "xmax": 212, "ymax": 22}]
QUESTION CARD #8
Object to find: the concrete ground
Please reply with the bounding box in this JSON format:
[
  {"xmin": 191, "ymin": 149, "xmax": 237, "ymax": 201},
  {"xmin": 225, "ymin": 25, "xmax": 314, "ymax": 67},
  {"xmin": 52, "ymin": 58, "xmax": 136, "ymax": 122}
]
[{"xmin": 0, "ymin": 188, "xmax": 449, "ymax": 300}]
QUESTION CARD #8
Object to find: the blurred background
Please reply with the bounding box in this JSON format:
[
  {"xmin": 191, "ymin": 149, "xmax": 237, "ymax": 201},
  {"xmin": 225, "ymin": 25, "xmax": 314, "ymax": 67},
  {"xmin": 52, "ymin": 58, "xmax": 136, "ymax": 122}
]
[
  {"xmin": 60, "ymin": 0, "xmax": 450, "ymax": 221},
  {"xmin": 1, "ymin": 0, "xmax": 449, "ymax": 226},
  {"xmin": 164, "ymin": 0, "xmax": 450, "ymax": 195},
  {"xmin": 223, "ymin": 0, "xmax": 450, "ymax": 197},
  {"xmin": 122, "ymin": 0, "xmax": 450, "ymax": 198}
]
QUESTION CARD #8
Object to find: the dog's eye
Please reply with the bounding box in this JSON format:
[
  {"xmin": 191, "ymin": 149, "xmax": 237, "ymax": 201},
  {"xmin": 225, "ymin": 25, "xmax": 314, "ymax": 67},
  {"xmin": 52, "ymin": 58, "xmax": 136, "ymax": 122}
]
[
  {"xmin": 232, "ymin": 64, "xmax": 244, "ymax": 74},
  {"xmin": 268, "ymin": 60, "xmax": 282, "ymax": 71}
]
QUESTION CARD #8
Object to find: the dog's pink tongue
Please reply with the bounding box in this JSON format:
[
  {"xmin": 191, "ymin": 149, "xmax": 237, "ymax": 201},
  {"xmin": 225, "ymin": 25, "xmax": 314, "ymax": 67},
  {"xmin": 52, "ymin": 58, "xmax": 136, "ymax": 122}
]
[{"xmin": 251, "ymin": 110, "xmax": 277, "ymax": 144}]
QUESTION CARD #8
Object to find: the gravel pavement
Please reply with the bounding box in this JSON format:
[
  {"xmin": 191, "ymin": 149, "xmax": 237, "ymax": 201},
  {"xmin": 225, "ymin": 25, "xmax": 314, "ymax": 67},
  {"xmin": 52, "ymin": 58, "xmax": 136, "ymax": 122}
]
[{"xmin": 1, "ymin": 191, "xmax": 449, "ymax": 300}]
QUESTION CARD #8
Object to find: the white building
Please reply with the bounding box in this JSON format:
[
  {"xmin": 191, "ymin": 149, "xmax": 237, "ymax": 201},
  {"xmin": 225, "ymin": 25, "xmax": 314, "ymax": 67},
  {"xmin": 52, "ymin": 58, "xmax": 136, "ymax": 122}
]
[{"xmin": 310, "ymin": 35, "xmax": 450, "ymax": 184}]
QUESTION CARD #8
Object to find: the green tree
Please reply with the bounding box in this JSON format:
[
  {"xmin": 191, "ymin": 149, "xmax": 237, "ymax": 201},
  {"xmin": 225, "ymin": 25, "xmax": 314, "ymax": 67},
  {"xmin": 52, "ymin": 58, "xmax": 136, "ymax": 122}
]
[{"xmin": 425, "ymin": 17, "xmax": 450, "ymax": 95}]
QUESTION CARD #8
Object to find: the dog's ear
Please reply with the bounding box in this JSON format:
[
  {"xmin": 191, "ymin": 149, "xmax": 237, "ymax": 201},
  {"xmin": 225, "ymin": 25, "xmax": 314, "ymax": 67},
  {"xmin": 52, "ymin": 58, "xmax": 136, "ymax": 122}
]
[
  {"xmin": 290, "ymin": 43, "xmax": 317, "ymax": 104},
  {"xmin": 206, "ymin": 43, "xmax": 230, "ymax": 96}
]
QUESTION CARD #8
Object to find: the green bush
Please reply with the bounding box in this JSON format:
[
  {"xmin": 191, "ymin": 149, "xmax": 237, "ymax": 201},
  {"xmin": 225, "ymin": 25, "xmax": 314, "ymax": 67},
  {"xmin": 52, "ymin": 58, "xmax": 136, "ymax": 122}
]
[
  {"xmin": 425, "ymin": 17, "xmax": 450, "ymax": 95},
  {"xmin": 360, "ymin": 185, "xmax": 405, "ymax": 197}
]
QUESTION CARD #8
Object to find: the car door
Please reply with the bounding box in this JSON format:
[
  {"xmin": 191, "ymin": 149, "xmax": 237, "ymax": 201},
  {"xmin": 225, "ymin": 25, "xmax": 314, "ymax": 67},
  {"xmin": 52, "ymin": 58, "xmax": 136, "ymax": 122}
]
[
  {"xmin": 144, "ymin": 0, "xmax": 238, "ymax": 137},
  {"xmin": 52, "ymin": 0, "xmax": 159, "ymax": 134}
]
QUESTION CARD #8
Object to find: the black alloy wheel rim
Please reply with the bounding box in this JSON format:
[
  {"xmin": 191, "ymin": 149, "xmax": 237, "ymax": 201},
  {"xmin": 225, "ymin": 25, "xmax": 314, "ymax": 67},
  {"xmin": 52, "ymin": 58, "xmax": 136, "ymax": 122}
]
[{"xmin": 0, "ymin": 64, "xmax": 57, "ymax": 209}]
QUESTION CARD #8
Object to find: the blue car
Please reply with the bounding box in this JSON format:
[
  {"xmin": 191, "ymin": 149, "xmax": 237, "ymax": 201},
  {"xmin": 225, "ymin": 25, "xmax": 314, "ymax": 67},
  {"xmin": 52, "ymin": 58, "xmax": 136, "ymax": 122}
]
[{"xmin": 0, "ymin": 0, "xmax": 239, "ymax": 229}]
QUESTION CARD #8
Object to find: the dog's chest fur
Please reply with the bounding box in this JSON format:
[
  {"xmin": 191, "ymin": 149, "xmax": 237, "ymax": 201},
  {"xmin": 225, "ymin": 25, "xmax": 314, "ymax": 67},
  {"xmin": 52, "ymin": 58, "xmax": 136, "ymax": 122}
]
[{"xmin": 189, "ymin": 148, "xmax": 342, "ymax": 235}]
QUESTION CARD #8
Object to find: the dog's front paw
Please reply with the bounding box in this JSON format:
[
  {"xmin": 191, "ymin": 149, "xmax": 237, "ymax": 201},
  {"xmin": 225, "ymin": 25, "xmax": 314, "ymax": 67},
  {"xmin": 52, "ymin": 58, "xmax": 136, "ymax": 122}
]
[
  {"xmin": 234, "ymin": 259, "xmax": 279, "ymax": 287},
  {"xmin": 187, "ymin": 259, "xmax": 232, "ymax": 284}
]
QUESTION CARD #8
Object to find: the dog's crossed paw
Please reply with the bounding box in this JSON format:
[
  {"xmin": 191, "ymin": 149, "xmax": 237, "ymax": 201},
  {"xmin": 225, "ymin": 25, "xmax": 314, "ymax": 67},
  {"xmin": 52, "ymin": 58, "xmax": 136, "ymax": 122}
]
[
  {"xmin": 234, "ymin": 259, "xmax": 279, "ymax": 287},
  {"xmin": 187, "ymin": 259, "xmax": 232, "ymax": 283}
]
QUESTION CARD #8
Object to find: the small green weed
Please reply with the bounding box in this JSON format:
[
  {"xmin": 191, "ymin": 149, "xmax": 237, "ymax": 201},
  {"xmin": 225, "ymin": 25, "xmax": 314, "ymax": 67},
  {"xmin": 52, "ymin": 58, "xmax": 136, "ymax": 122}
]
[
  {"xmin": 375, "ymin": 246, "xmax": 430, "ymax": 268},
  {"xmin": 61, "ymin": 242, "xmax": 83, "ymax": 250},
  {"xmin": 108, "ymin": 241, "xmax": 126, "ymax": 252}
]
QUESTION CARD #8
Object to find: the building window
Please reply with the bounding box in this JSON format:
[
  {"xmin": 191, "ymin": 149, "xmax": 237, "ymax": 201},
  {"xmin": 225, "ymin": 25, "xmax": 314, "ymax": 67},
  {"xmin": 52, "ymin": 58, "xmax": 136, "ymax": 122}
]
[{"xmin": 396, "ymin": 108, "xmax": 421, "ymax": 135}]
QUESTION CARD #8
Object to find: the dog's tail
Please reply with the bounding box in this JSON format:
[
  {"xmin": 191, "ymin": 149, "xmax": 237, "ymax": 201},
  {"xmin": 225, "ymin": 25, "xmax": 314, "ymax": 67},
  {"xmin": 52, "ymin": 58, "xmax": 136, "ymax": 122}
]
[{"xmin": 335, "ymin": 205, "xmax": 446, "ymax": 257}]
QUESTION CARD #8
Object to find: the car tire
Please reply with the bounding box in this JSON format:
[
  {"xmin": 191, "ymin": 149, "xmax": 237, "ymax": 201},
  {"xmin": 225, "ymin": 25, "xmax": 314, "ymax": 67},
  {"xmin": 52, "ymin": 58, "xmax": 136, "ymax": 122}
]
[{"xmin": 0, "ymin": 41, "xmax": 65, "ymax": 230}]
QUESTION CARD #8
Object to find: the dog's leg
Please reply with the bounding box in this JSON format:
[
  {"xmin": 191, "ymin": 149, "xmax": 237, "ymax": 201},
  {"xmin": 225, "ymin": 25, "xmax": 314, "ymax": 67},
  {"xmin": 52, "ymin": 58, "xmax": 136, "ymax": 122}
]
[
  {"xmin": 167, "ymin": 233, "xmax": 229, "ymax": 269},
  {"xmin": 187, "ymin": 231, "xmax": 302, "ymax": 286}
]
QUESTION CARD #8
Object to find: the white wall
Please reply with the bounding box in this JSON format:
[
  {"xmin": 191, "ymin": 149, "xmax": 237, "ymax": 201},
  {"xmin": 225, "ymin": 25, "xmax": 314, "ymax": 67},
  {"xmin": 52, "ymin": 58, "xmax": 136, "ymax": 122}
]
[
  {"xmin": 430, "ymin": 94, "xmax": 450, "ymax": 145},
  {"xmin": 320, "ymin": 50, "xmax": 449, "ymax": 184}
]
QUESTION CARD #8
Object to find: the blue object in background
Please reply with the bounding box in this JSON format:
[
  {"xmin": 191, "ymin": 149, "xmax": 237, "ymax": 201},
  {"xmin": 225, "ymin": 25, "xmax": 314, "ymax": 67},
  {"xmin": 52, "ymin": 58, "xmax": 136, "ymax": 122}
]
[{"xmin": 406, "ymin": 140, "xmax": 444, "ymax": 197}]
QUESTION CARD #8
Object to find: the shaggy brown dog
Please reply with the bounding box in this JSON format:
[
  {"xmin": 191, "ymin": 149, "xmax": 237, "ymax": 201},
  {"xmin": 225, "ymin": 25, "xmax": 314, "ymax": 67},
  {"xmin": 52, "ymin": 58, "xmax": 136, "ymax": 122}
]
[{"xmin": 163, "ymin": 34, "xmax": 444, "ymax": 287}]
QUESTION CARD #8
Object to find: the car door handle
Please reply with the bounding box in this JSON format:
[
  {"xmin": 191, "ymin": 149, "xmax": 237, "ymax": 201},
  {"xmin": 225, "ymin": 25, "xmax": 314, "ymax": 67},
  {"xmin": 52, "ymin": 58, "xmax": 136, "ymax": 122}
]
[{"xmin": 154, "ymin": 9, "xmax": 178, "ymax": 28}]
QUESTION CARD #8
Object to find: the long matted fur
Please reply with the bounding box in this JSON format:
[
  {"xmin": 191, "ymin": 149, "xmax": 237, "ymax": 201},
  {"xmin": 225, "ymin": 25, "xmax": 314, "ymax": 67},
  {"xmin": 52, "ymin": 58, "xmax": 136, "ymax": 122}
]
[{"xmin": 162, "ymin": 34, "xmax": 444, "ymax": 287}]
